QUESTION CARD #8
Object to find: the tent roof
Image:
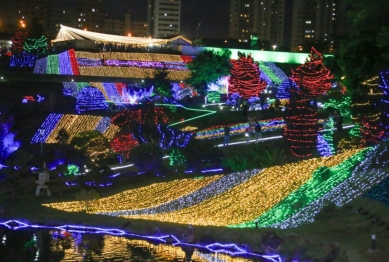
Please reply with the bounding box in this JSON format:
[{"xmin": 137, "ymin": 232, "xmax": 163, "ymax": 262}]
[{"xmin": 52, "ymin": 25, "xmax": 192, "ymax": 46}]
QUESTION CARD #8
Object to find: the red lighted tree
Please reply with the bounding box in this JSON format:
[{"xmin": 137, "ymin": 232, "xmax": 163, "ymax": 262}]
[
  {"xmin": 283, "ymin": 87, "xmax": 318, "ymax": 158},
  {"xmin": 11, "ymin": 29, "xmax": 29, "ymax": 53},
  {"xmin": 229, "ymin": 52, "xmax": 267, "ymax": 98},
  {"xmin": 110, "ymin": 134, "xmax": 139, "ymax": 160},
  {"xmin": 290, "ymin": 47, "xmax": 333, "ymax": 97}
]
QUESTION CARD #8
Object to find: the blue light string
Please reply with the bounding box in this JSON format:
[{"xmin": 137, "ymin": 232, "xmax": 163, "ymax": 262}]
[{"xmin": 0, "ymin": 220, "xmax": 281, "ymax": 262}]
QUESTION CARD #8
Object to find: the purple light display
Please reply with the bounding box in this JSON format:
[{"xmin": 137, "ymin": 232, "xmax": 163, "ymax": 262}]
[
  {"xmin": 31, "ymin": 113, "xmax": 63, "ymax": 143},
  {"xmin": 0, "ymin": 220, "xmax": 281, "ymax": 262},
  {"xmin": 103, "ymin": 60, "xmax": 188, "ymax": 71},
  {"xmin": 10, "ymin": 52, "xmax": 38, "ymax": 67},
  {"xmin": 33, "ymin": 57, "xmax": 47, "ymax": 74},
  {"xmin": 94, "ymin": 117, "xmax": 111, "ymax": 134},
  {"xmin": 58, "ymin": 51, "xmax": 73, "ymax": 75},
  {"xmin": 102, "ymin": 82, "xmax": 123, "ymax": 103},
  {"xmin": 76, "ymin": 87, "xmax": 107, "ymax": 113}
]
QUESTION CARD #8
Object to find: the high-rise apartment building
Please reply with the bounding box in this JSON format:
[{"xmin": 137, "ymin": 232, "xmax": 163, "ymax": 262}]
[
  {"xmin": 76, "ymin": 0, "xmax": 105, "ymax": 32},
  {"xmin": 229, "ymin": 0, "xmax": 257, "ymax": 43},
  {"xmin": 147, "ymin": 0, "xmax": 181, "ymax": 38},
  {"xmin": 229, "ymin": 0, "xmax": 346, "ymax": 52}
]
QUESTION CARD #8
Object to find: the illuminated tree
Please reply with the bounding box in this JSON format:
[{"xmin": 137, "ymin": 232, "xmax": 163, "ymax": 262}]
[
  {"xmin": 112, "ymin": 103, "xmax": 169, "ymax": 129},
  {"xmin": 283, "ymin": 86, "xmax": 318, "ymax": 158},
  {"xmin": 290, "ymin": 47, "xmax": 333, "ymax": 97},
  {"xmin": 11, "ymin": 29, "xmax": 29, "ymax": 53},
  {"xmin": 229, "ymin": 52, "xmax": 267, "ymax": 99},
  {"xmin": 187, "ymin": 49, "xmax": 231, "ymax": 95},
  {"xmin": 24, "ymin": 35, "xmax": 47, "ymax": 55},
  {"xmin": 110, "ymin": 133, "xmax": 139, "ymax": 160},
  {"xmin": 70, "ymin": 130, "xmax": 110, "ymax": 161}
]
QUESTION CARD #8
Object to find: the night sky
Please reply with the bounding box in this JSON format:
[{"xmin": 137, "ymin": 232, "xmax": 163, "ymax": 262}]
[{"xmin": 104, "ymin": 0, "xmax": 230, "ymax": 39}]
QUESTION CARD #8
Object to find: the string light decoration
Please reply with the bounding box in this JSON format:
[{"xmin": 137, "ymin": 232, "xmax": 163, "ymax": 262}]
[
  {"xmin": 43, "ymin": 176, "xmax": 221, "ymax": 213},
  {"xmin": 47, "ymin": 54, "xmax": 60, "ymax": 74},
  {"xmin": 75, "ymin": 51, "xmax": 192, "ymax": 63},
  {"xmin": 31, "ymin": 114, "xmax": 119, "ymax": 144},
  {"xmin": 58, "ymin": 50, "xmax": 73, "ymax": 75},
  {"xmin": 65, "ymin": 164, "xmax": 80, "ymax": 176},
  {"xmin": 172, "ymin": 82, "xmax": 194, "ymax": 100},
  {"xmin": 23, "ymin": 36, "xmax": 47, "ymax": 54},
  {"xmin": 157, "ymin": 124, "xmax": 193, "ymax": 150},
  {"xmin": 232, "ymin": 148, "xmax": 368, "ymax": 228},
  {"xmin": 319, "ymin": 117, "xmax": 335, "ymax": 156},
  {"xmin": 33, "ymin": 56, "xmax": 47, "ymax": 74},
  {"xmin": 271, "ymin": 143, "xmax": 388, "ymax": 229},
  {"xmin": 195, "ymin": 118, "xmax": 285, "ymax": 140},
  {"xmin": 112, "ymin": 106, "xmax": 169, "ymax": 127},
  {"xmin": 111, "ymin": 149, "xmax": 360, "ymax": 226},
  {"xmin": 206, "ymin": 91, "xmax": 221, "ymax": 103},
  {"xmin": 0, "ymin": 220, "xmax": 281, "ymax": 262},
  {"xmin": 276, "ymin": 80, "xmax": 293, "ymax": 99},
  {"xmin": 110, "ymin": 134, "xmax": 138, "ymax": 160},
  {"xmin": 11, "ymin": 29, "xmax": 29, "ymax": 52},
  {"xmin": 283, "ymin": 90, "xmax": 319, "ymax": 157},
  {"xmin": 207, "ymin": 76, "xmax": 229, "ymax": 94},
  {"xmin": 379, "ymin": 70, "xmax": 389, "ymax": 138},
  {"xmin": 290, "ymin": 47, "xmax": 333, "ymax": 97},
  {"xmin": 323, "ymin": 96, "xmax": 352, "ymax": 118},
  {"xmin": 9, "ymin": 51, "xmax": 38, "ymax": 67},
  {"xmin": 258, "ymin": 61, "xmax": 286, "ymax": 86},
  {"xmin": 76, "ymin": 87, "xmax": 108, "ymax": 113},
  {"xmin": 109, "ymin": 169, "xmax": 261, "ymax": 217},
  {"xmin": 360, "ymin": 113, "xmax": 385, "ymax": 144},
  {"xmin": 169, "ymin": 149, "xmax": 185, "ymax": 167},
  {"xmin": 229, "ymin": 52, "xmax": 267, "ymax": 99}
]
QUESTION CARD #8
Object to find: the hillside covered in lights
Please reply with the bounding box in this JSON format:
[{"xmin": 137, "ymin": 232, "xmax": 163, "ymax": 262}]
[{"xmin": 43, "ymin": 143, "xmax": 388, "ymax": 228}]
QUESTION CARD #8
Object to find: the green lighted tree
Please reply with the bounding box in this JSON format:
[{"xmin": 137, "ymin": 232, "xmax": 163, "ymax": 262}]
[{"xmin": 186, "ymin": 49, "xmax": 231, "ymax": 95}]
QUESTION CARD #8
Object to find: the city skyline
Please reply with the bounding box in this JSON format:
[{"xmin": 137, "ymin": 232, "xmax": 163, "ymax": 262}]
[{"xmin": 104, "ymin": 0, "xmax": 230, "ymax": 39}]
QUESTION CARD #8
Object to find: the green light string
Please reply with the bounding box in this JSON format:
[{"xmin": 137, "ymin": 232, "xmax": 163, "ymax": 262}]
[
  {"xmin": 47, "ymin": 54, "xmax": 60, "ymax": 75},
  {"xmin": 323, "ymin": 96, "xmax": 352, "ymax": 118},
  {"xmin": 169, "ymin": 149, "xmax": 185, "ymax": 166},
  {"xmin": 258, "ymin": 61, "xmax": 282, "ymax": 85},
  {"xmin": 229, "ymin": 147, "xmax": 371, "ymax": 228},
  {"xmin": 207, "ymin": 91, "xmax": 221, "ymax": 103},
  {"xmin": 77, "ymin": 82, "xmax": 90, "ymax": 92},
  {"xmin": 152, "ymin": 104, "xmax": 216, "ymax": 127},
  {"xmin": 349, "ymin": 124, "xmax": 362, "ymax": 138},
  {"xmin": 323, "ymin": 118, "xmax": 335, "ymax": 154}
]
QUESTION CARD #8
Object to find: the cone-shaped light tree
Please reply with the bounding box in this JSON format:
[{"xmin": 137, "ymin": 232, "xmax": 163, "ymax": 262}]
[
  {"xmin": 283, "ymin": 85, "xmax": 319, "ymax": 158},
  {"xmin": 11, "ymin": 29, "xmax": 29, "ymax": 53},
  {"xmin": 229, "ymin": 52, "xmax": 267, "ymax": 98},
  {"xmin": 284, "ymin": 47, "xmax": 332, "ymax": 157},
  {"xmin": 290, "ymin": 47, "xmax": 333, "ymax": 97}
]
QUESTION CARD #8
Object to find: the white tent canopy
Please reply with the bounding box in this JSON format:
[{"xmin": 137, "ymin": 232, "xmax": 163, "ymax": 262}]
[{"xmin": 52, "ymin": 25, "xmax": 192, "ymax": 46}]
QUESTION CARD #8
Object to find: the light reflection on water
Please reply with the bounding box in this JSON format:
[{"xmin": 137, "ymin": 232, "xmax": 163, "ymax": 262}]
[{"xmin": 0, "ymin": 229, "xmax": 254, "ymax": 262}]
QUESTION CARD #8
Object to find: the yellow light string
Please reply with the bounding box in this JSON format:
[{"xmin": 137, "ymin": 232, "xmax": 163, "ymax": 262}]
[
  {"xmin": 121, "ymin": 149, "xmax": 363, "ymax": 226},
  {"xmin": 43, "ymin": 176, "xmax": 221, "ymax": 213}
]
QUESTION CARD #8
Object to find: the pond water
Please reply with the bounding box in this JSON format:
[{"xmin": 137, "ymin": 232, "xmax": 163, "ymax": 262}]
[{"xmin": 0, "ymin": 221, "xmax": 281, "ymax": 262}]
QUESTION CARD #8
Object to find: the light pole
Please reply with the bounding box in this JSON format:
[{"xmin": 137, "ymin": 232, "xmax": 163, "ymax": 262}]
[{"xmin": 196, "ymin": 23, "xmax": 201, "ymax": 46}]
